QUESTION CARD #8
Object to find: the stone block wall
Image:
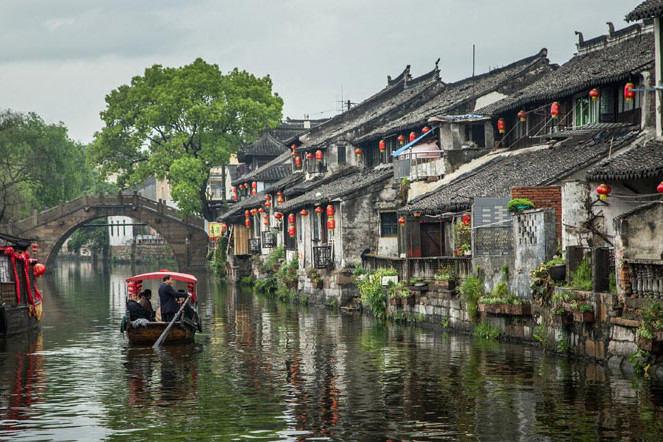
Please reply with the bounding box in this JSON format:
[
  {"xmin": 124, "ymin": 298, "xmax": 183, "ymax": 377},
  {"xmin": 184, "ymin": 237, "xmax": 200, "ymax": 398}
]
[{"xmin": 513, "ymin": 208, "xmax": 557, "ymax": 297}]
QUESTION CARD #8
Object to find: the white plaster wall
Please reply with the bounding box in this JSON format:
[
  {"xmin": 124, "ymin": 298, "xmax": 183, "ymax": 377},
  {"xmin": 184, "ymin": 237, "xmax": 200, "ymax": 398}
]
[
  {"xmin": 561, "ymin": 181, "xmax": 591, "ymax": 249},
  {"xmin": 108, "ymin": 216, "xmax": 134, "ymax": 246},
  {"xmin": 377, "ymin": 237, "xmax": 398, "ymax": 256}
]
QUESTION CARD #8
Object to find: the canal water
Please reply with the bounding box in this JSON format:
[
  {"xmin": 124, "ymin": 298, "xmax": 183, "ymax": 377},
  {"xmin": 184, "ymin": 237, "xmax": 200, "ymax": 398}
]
[{"xmin": 2, "ymin": 261, "xmax": 663, "ymax": 441}]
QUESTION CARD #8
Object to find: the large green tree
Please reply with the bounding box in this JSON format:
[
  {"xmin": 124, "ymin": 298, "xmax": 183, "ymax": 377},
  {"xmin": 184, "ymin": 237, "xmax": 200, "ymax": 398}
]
[
  {"xmin": 88, "ymin": 58, "xmax": 283, "ymax": 220},
  {"xmin": 0, "ymin": 110, "xmax": 90, "ymax": 223}
]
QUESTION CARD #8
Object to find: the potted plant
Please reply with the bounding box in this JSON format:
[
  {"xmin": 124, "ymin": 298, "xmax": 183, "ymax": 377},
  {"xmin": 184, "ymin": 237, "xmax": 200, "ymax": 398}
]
[
  {"xmin": 546, "ymin": 256, "xmax": 566, "ymax": 282},
  {"xmin": 572, "ymin": 301, "xmax": 594, "ymax": 323},
  {"xmin": 507, "ymin": 198, "xmax": 535, "ymax": 214},
  {"xmin": 434, "ymin": 270, "xmax": 457, "ymax": 290}
]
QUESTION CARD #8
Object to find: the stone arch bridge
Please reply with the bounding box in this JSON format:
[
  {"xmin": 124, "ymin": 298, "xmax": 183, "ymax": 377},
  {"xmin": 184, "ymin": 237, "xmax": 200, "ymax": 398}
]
[{"xmin": 2, "ymin": 192, "xmax": 208, "ymax": 273}]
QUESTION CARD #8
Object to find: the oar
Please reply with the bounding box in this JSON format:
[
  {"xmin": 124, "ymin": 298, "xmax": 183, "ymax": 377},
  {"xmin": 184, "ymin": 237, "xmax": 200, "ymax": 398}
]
[{"xmin": 153, "ymin": 295, "xmax": 191, "ymax": 349}]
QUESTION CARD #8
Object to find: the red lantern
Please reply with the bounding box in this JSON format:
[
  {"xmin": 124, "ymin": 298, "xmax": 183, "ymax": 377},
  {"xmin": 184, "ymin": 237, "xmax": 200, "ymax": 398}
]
[
  {"xmin": 355, "ymin": 148, "xmax": 362, "ymax": 157},
  {"xmin": 233, "ymin": 194, "xmax": 238, "ymax": 201},
  {"xmin": 497, "ymin": 118, "xmax": 506, "ymax": 134},
  {"xmin": 291, "ymin": 144, "xmax": 297, "ymax": 151},
  {"xmin": 422, "ymin": 126, "xmax": 430, "ymax": 134},
  {"xmin": 288, "ymin": 213, "xmax": 296, "ymax": 224},
  {"xmin": 251, "ymin": 181, "xmax": 257, "ymax": 189},
  {"xmin": 596, "ymin": 184, "xmax": 612, "ymax": 201},
  {"xmin": 232, "ymin": 186, "xmax": 237, "ymax": 193},
  {"xmin": 221, "ymin": 223, "xmax": 228, "ymax": 234},
  {"xmin": 251, "ymin": 189, "xmax": 257, "ymax": 196},
  {"xmin": 379, "ymin": 139, "xmax": 386, "ymax": 152},
  {"xmin": 398, "ymin": 134, "xmax": 405, "ymax": 145},
  {"xmin": 250, "ymin": 208, "xmax": 257, "ymax": 216},
  {"xmin": 624, "ymin": 83, "xmax": 636, "ymax": 102},
  {"xmin": 258, "ymin": 207, "xmax": 264, "ymax": 213},
  {"xmin": 288, "ymin": 224, "xmax": 296, "ymax": 238},
  {"xmin": 326, "ymin": 205, "xmax": 335, "ymax": 217},
  {"xmin": 306, "ymin": 152, "xmax": 313, "ymax": 160},
  {"xmin": 409, "ymin": 131, "xmax": 416, "ymax": 142},
  {"xmin": 245, "ymin": 218, "xmax": 251, "ymax": 227},
  {"xmin": 265, "ymin": 195, "xmax": 271, "ymax": 201},
  {"xmin": 327, "ymin": 218, "xmax": 336, "ymax": 230},
  {"xmin": 265, "ymin": 201, "xmax": 271, "ymax": 208},
  {"xmin": 551, "ymin": 102, "xmax": 560, "ymax": 119},
  {"xmin": 517, "ymin": 110, "xmax": 527, "ymax": 122},
  {"xmin": 264, "ymin": 214, "xmax": 269, "ymax": 226},
  {"xmin": 244, "ymin": 210, "xmax": 250, "ymax": 218},
  {"xmin": 295, "ymin": 156, "xmax": 302, "ymax": 167},
  {"xmin": 291, "ymin": 151, "xmax": 296, "ymax": 158},
  {"xmin": 398, "ymin": 217, "xmax": 405, "ymax": 226},
  {"xmin": 300, "ymin": 209, "xmax": 308, "ymax": 217},
  {"xmin": 278, "ymin": 195, "xmax": 285, "ymax": 204},
  {"xmin": 589, "ymin": 88, "xmax": 600, "ymax": 101},
  {"xmin": 274, "ymin": 212, "xmax": 283, "ymax": 220},
  {"xmin": 462, "ymin": 213, "xmax": 471, "ymax": 226},
  {"xmin": 315, "ymin": 150, "xmax": 323, "ymax": 162},
  {"xmin": 315, "ymin": 206, "xmax": 323, "ymax": 216},
  {"xmin": 657, "ymin": 181, "xmax": 663, "ymax": 194}
]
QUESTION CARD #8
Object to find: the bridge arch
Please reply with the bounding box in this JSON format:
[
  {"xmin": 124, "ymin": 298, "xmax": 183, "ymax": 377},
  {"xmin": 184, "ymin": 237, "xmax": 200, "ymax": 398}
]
[{"xmin": 4, "ymin": 192, "xmax": 208, "ymax": 273}]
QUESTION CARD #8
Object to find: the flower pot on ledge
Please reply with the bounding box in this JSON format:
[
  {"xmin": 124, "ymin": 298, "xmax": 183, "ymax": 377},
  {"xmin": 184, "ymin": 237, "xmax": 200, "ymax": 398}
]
[
  {"xmin": 479, "ymin": 303, "xmax": 531, "ymax": 316},
  {"xmin": 433, "ymin": 280, "xmax": 456, "ymax": 291}
]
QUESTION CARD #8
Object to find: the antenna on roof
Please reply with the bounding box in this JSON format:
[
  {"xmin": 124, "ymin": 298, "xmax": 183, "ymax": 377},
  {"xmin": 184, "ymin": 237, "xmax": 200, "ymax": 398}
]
[{"xmin": 472, "ymin": 44, "xmax": 476, "ymax": 94}]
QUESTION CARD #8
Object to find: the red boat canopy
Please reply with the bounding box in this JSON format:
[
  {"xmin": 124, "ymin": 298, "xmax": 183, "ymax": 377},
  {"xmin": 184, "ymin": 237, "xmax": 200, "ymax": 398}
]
[{"xmin": 126, "ymin": 271, "xmax": 198, "ymax": 284}]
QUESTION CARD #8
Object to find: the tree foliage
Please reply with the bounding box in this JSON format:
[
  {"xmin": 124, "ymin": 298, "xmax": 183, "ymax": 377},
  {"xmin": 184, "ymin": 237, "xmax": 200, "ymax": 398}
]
[
  {"xmin": 0, "ymin": 110, "xmax": 90, "ymax": 223},
  {"xmin": 88, "ymin": 58, "xmax": 283, "ymax": 219},
  {"xmin": 67, "ymin": 218, "xmax": 110, "ymax": 255}
]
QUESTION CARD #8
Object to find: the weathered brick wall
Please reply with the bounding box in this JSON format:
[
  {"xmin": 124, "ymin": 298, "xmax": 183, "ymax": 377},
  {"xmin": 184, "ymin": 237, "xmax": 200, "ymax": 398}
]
[{"xmin": 512, "ymin": 186, "xmax": 562, "ymax": 240}]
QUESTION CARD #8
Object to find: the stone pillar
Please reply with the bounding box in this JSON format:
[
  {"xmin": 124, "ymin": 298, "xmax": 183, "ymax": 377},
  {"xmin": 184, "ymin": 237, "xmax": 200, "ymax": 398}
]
[
  {"xmin": 484, "ymin": 121, "xmax": 495, "ymax": 149},
  {"xmin": 641, "ymin": 70, "xmax": 655, "ymax": 131},
  {"xmin": 592, "ymin": 247, "xmax": 610, "ymax": 292},
  {"xmin": 512, "ymin": 208, "xmax": 556, "ymax": 297},
  {"xmin": 567, "ymin": 246, "xmax": 585, "ymax": 283}
]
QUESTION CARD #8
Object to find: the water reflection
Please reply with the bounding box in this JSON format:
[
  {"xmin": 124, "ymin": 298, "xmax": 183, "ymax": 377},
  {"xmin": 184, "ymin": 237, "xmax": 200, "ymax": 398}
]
[{"xmin": 1, "ymin": 261, "xmax": 663, "ymax": 440}]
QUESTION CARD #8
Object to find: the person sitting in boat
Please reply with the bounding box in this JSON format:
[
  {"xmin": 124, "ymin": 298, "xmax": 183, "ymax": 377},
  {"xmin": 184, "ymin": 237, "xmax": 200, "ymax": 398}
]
[
  {"xmin": 137, "ymin": 289, "xmax": 155, "ymax": 321},
  {"xmin": 126, "ymin": 296, "xmax": 152, "ymax": 322},
  {"xmin": 158, "ymin": 275, "xmax": 186, "ymax": 322}
]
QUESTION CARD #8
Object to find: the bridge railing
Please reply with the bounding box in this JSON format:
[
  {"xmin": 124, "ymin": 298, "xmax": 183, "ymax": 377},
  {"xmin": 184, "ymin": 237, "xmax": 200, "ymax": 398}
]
[{"xmin": 15, "ymin": 191, "xmax": 205, "ymax": 231}]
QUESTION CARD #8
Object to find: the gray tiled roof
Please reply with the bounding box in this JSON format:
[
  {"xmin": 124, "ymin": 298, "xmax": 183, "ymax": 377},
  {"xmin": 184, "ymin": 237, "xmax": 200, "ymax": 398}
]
[
  {"xmin": 626, "ymin": 0, "xmax": 663, "ymax": 21},
  {"xmin": 232, "ymin": 151, "xmax": 292, "ymax": 186},
  {"xmin": 477, "ymin": 27, "xmax": 654, "ymax": 117},
  {"xmin": 238, "ymin": 131, "xmax": 288, "ymax": 160},
  {"xmin": 278, "ymin": 165, "xmax": 394, "ymax": 212},
  {"xmin": 401, "ymin": 128, "xmax": 638, "ymax": 215},
  {"xmin": 586, "ymin": 140, "xmax": 663, "ymax": 181},
  {"xmin": 355, "ymin": 49, "xmax": 551, "ymax": 142}
]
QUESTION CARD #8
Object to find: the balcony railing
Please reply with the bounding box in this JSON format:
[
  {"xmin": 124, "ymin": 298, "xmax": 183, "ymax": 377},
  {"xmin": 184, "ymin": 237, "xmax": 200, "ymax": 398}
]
[
  {"xmin": 394, "ymin": 151, "xmax": 444, "ymax": 181},
  {"xmin": 627, "ymin": 259, "xmax": 663, "ymax": 299},
  {"xmin": 261, "ymin": 231, "xmax": 277, "ymax": 248},
  {"xmin": 248, "ymin": 238, "xmax": 261, "ymax": 255},
  {"xmin": 362, "ymin": 254, "xmax": 472, "ymax": 281},
  {"xmin": 313, "ymin": 245, "xmax": 333, "ymax": 269}
]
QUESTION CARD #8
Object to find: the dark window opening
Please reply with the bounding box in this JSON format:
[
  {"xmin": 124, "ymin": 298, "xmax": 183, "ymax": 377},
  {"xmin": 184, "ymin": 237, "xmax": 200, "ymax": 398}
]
[
  {"xmin": 337, "ymin": 144, "xmax": 346, "ymax": 164},
  {"xmin": 380, "ymin": 212, "xmax": 398, "ymax": 237}
]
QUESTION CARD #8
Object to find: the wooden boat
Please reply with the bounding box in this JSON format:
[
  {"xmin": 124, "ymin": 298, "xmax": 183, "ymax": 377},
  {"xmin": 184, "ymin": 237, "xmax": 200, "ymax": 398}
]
[
  {"xmin": 0, "ymin": 233, "xmax": 46, "ymax": 337},
  {"xmin": 121, "ymin": 270, "xmax": 202, "ymax": 345}
]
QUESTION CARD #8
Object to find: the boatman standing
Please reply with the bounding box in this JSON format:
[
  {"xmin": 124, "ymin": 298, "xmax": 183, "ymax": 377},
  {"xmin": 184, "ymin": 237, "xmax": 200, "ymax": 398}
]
[{"xmin": 158, "ymin": 275, "xmax": 184, "ymax": 322}]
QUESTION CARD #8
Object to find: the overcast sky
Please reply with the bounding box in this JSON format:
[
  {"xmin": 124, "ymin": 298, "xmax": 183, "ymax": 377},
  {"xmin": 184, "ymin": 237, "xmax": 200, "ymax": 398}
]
[{"xmin": 0, "ymin": 0, "xmax": 637, "ymax": 143}]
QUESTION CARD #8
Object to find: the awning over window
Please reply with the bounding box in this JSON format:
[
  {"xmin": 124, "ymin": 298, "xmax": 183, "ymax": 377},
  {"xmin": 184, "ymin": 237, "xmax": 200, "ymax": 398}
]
[{"xmin": 391, "ymin": 127, "xmax": 437, "ymax": 158}]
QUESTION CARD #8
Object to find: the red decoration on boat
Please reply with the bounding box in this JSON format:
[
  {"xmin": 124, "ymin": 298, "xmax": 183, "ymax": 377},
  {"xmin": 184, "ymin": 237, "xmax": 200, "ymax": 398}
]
[
  {"xmin": 398, "ymin": 134, "xmax": 405, "ymax": 145},
  {"xmin": 288, "ymin": 224, "xmax": 296, "ymax": 238},
  {"xmin": 315, "ymin": 150, "xmax": 323, "ymax": 162},
  {"xmin": 596, "ymin": 184, "xmax": 612, "ymax": 201},
  {"xmin": 300, "ymin": 209, "xmax": 308, "ymax": 217},
  {"xmin": 398, "ymin": 217, "xmax": 406, "ymax": 226},
  {"xmin": 33, "ymin": 263, "xmax": 46, "ymax": 278},
  {"xmin": 315, "ymin": 206, "xmax": 323, "ymax": 216},
  {"xmin": 517, "ymin": 110, "xmax": 527, "ymax": 122},
  {"xmin": 326, "ymin": 205, "xmax": 335, "ymax": 217},
  {"xmin": 589, "ymin": 88, "xmax": 600, "ymax": 101},
  {"xmin": 379, "ymin": 139, "xmax": 386, "ymax": 152},
  {"xmin": 624, "ymin": 83, "xmax": 636, "ymax": 102},
  {"xmin": 355, "ymin": 148, "xmax": 362, "ymax": 157},
  {"xmin": 551, "ymin": 102, "xmax": 560, "ymax": 119},
  {"xmin": 422, "ymin": 126, "xmax": 430, "ymax": 134},
  {"xmin": 288, "ymin": 213, "xmax": 295, "ymax": 224},
  {"xmin": 497, "ymin": 118, "xmax": 506, "ymax": 134},
  {"xmin": 409, "ymin": 131, "xmax": 416, "ymax": 142},
  {"xmin": 327, "ymin": 218, "xmax": 335, "ymax": 230}
]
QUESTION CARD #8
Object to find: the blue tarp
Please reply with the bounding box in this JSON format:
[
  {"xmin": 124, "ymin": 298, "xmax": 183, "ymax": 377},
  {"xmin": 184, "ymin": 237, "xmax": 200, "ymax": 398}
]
[{"xmin": 391, "ymin": 127, "xmax": 437, "ymax": 158}]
